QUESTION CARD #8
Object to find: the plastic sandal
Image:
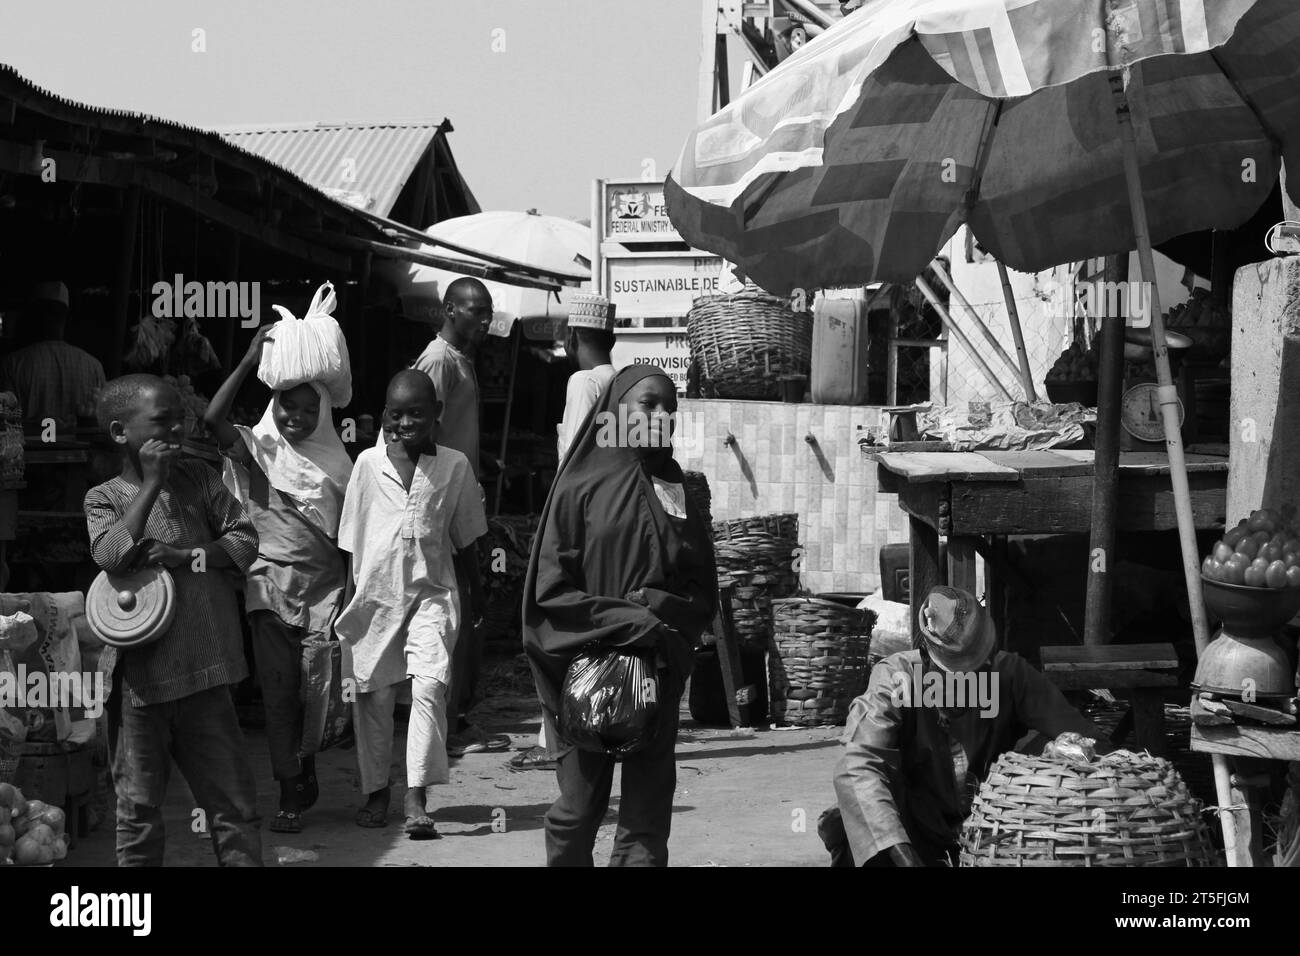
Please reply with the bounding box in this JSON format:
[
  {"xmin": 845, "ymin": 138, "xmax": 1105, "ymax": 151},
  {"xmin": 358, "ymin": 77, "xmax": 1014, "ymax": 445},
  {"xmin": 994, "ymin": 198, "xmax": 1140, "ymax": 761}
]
[{"xmin": 270, "ymin": 810, "xmax": 303, "ymax": 834}]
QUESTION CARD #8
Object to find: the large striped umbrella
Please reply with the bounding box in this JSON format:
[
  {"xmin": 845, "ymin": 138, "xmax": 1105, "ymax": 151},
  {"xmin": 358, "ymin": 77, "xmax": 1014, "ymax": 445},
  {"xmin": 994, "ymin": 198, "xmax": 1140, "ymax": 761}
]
[
  {"xmin": 667, "ymin": 0, "xmax": 1300, "ymax": 865},
  {"xmin": 665, "ymin": 0, "xmax": 1299, "ymax": 293}
]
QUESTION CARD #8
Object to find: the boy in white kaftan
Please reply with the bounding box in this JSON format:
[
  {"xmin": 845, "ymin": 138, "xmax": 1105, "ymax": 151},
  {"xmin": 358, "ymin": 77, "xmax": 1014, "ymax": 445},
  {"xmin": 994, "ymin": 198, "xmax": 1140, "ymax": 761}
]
[{"xmin": 335, "ymin": 375, "xmax": 487, "ymax": 835}]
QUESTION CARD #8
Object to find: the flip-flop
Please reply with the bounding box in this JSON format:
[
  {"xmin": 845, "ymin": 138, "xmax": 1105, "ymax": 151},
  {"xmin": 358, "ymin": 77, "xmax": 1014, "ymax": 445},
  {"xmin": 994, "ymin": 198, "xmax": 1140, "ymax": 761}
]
[
  {"xmin": 270, "ymin": 810, "xmax": 303, "ymax": 834},
  {"xmin": 355, "ymin": 806, "xmax": 389, "ymax": 828},
  {"xmin": 506, "ymin": 746, "xmax": 557, "ymax": 773},
  {"xmin": 404, "ymin": 815, "xmax": 441, "ymax": 840},
  {"xmin": 449, "ymin": 731, "xmax": 513, "ymax": 757}
]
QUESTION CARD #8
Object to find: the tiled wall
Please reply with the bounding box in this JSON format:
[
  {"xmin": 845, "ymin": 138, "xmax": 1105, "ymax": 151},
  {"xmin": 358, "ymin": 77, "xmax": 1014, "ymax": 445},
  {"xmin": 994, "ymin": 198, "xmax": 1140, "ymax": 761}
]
[{"xmin": 676, "ymin": 399, "xmax": 907, "ymax": 594}]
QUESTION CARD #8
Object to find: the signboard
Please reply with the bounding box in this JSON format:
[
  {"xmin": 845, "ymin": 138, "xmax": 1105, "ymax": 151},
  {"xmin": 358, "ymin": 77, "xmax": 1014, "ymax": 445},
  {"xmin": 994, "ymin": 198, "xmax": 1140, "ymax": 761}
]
[
  {"xmin": 611, "ymin": 328, "xmax": 691, "ymax": 392},
  {"xmin": 600, "ymin": 179, "xmax": 681, "ymax": 244},
  {"xmin": 604, "ymin": 254, "xmax": 724, "ymax": 322}
]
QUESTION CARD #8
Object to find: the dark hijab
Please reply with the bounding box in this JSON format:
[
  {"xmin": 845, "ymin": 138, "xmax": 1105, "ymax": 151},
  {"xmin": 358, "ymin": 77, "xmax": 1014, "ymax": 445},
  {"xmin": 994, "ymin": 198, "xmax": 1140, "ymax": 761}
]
[{"xmin": 522, "ymin": 364, "xmax": 717, "ymax": 715}]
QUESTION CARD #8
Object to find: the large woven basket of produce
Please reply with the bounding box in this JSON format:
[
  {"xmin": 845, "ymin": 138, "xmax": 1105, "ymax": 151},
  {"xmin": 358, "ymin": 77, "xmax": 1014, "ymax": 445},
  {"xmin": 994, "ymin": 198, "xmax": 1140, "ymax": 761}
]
[
  {"xmin": 959, "ymin": 747, "xmax": 1217, "ymax": 867},
  {"xmin": 687, "ymin": 283, "xmax": 811, "ymax": 400},
  {"xmin": 768, "ymin": 597, "xmax": 875, "ymax": 727},
  {"xmin": 713, "ymin": 532, "xmax": 800, "ymax": 651}
]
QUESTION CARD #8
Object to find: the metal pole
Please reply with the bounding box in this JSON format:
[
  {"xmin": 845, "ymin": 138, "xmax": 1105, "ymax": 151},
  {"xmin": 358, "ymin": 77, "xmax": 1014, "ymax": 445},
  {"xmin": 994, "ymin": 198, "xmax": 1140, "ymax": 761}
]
[
  {"xmin": 915, "ymin": 275, "xmax": 1013, "ymax": 401},
  {"xmin": 1111, "ymin": 71, "xmax": 1236, "ymax": 864},
  {"xmin": 995, "ymin": 261, "xmax": 1039, "ymax": 402}
]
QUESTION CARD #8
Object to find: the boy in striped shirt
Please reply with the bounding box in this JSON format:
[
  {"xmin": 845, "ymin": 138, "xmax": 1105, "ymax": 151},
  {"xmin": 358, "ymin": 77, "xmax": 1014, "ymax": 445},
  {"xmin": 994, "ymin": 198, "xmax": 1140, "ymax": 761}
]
[{"xmin": 84, "ymin": 374, "xmax": 264, "ymax": 867}]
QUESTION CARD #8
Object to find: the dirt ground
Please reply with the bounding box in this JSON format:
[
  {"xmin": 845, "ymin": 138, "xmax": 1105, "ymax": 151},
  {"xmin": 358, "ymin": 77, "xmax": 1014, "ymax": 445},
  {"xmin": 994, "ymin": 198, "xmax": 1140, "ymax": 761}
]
[{"xmin": 67, "ymin": 648, "xmax": 843, "ymax": 868}]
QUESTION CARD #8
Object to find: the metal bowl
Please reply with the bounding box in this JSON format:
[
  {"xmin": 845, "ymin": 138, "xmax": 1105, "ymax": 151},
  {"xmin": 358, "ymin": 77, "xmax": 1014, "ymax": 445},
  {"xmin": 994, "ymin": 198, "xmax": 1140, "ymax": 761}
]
[
  {"xmin": 1193, "ymin": 628, "xmax": 1295, "ymax": 699},
  {"xmin": 1201, "ymin": 575, "xmax": 1300, "ymax": 639}
]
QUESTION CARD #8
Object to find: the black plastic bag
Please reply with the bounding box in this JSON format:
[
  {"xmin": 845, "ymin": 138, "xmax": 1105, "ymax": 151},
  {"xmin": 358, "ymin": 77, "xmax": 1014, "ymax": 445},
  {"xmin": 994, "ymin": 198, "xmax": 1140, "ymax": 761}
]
[{"xmin": 559, "ymin": 644, "xmax": 659, "ymax": 756}]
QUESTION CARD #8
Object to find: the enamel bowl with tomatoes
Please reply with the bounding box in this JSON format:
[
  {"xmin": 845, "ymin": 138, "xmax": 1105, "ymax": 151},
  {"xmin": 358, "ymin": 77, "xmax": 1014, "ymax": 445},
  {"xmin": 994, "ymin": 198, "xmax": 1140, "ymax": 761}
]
[{"xmin": 1200, "ymin": 508, "xmax": 1300, "ymax": 591}]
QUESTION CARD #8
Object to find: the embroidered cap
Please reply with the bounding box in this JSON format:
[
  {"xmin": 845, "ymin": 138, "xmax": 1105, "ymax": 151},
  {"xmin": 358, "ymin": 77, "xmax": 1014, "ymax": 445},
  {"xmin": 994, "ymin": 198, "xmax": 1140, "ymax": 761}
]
[
  {"xmin": 917, "ymin": 585, "xmax": 996, "ymax": 673},
  {"xmin": 567, "ymin": 292, "xmax": 615, "ymax": 331}
]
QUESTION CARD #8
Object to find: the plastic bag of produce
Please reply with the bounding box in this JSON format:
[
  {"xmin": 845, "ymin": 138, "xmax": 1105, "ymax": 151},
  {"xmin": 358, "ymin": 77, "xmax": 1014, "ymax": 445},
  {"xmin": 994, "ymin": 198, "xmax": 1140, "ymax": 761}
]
[
  {"xmin": 559, "ymin": 644, "xmax": 660, "ymax": 756},
  {"xmin": 299, "ymin": 635, "xmax": 353, "ymax": 756},
  {"xmin": 257, "ymin": 281, "xmax": 352, "ymax": 407}
]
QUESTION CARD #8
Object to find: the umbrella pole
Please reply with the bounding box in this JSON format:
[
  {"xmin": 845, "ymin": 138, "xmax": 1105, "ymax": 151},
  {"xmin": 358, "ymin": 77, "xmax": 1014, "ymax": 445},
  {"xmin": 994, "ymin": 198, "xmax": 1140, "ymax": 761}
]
[
  {"xmin": 914, "ymin": 276, "xmax": 1014, "ymax": 401},
  {"xmin": 994, "ymin": 261, "xmax": 1039, "ymax": 402},
  {"xmin": 1110, "ymin": 73, "xmax": 1238, "ymax": 864},
  {"xmin": 494, "ymin": 323, "xmax": 522, "ymax": 517}
]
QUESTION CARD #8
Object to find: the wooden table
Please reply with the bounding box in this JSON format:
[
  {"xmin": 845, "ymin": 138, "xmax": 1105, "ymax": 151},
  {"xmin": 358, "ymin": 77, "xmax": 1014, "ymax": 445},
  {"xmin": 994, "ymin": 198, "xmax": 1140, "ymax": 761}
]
[
  {"xmin": 873, "ymin": 450, "xmax": 1229, "ymax": 644},
  {"xmin": 1191, "ymin": 722, "xmax": 1300, "ymax": 866}
]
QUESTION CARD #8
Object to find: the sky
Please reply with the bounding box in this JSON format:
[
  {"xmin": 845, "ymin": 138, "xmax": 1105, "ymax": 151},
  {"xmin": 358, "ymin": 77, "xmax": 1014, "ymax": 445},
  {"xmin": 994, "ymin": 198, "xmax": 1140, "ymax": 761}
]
[{"xmin": 0, "ymin": 0, "xmax": 742, "ymax": 220}]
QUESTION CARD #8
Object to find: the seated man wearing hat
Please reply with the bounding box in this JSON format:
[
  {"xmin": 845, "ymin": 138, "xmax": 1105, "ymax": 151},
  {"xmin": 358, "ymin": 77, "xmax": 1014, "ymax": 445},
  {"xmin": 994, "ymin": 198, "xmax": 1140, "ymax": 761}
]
[
  {"xmin": 0, "ymin": 281, "xmax": 105, "ymax": 433},
  {"xmin": 828, "ymin": 585, "xmax": 1108, "ymax": 867}
]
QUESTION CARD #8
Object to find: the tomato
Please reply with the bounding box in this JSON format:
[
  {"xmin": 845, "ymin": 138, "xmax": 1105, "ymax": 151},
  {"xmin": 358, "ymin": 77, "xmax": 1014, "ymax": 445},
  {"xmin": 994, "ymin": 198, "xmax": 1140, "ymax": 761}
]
[
  {"xmin": 1202, "ymin": 557, "xmax": 1220, "ymax": 580},
  {"xmin": 1261, "ymin": 541, "xmax": 1285, "ymax": 563},
  {"xmin": 1266, "ymin": 560, "xmax": 1289, "ymax": 589},
  {"xmin": 1288, "ymin": 566, "xmax": 1300, "ymax": 588},
  {"xmin": 1224, "ymin": 526, "xmax": 1248, "ymax": 549},
  {"xmin": 0, "ymin": 783, "xmax": 14, "ymax": 808},
  {"xmin": 1236, "ymin": 537, "xmax": 1260, "ymax": 559},
  {"xmin": 1245, "ymin": 564, "xmax": 1269, "ymax": 588},
  {"xmin": 14, "ymin": 835, "xmax": 40, "ymax": 866},
  {"xmin": 1211, "ymin": 542, "xmax": 1233, "ymax": 563},
  {"xmin": 1248, "ymin": 509, "xmax": 1279, "ymax": 534},
  {"xmin": 1287, "ymin": 551, "xmax": 1300, "ymax": 569},
  {"xmin": 1223, "ymin": 555, "xmax": 1250, "ymax": 585},
  {"xmin": 0, "ymin": 823, "xmax": 13, "ymax": 846}
]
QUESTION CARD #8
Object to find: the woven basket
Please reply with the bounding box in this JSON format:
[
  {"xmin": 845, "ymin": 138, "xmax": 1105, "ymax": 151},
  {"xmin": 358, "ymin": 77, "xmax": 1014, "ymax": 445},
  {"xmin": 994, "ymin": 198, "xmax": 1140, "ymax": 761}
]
[
  {"xmin": 713, "ymin": 513, "xmax": 798, "ymax": 543},
  {"xmin": 768, "ymin": 598, "xmax": 875, "ymax": 727},
  {"xmin": 959, "ymin": 751, "xmax": 1217, "ymax": 867},
  {"xmin": 714, "ymin": 533, "xmax": 800, "ymax": 650},
  {"xmin": 683, "ymin": 471, "xmax": 712, "ymax": 527},
  {"xmin": 687, "ymin": 284, "xmax": 812, "ymax": 400}
]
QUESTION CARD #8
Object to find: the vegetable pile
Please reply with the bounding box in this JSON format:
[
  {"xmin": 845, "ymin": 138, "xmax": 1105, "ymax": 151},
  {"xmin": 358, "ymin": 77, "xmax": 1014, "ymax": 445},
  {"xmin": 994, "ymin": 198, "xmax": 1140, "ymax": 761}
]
[
  {"xmin": 0, "ymin": 782, "xmax": 69, "ymax": 866},
  {"xmin": 1202, "ymin": 507, "xmax": 1300, "ymax": 589}
]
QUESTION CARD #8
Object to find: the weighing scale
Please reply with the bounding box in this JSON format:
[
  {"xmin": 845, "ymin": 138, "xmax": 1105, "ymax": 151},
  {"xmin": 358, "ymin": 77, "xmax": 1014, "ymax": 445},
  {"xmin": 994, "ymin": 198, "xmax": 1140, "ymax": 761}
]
[{"xmin": 1118, "ymin": 328, "xmax": 1192, "ymax": 451}]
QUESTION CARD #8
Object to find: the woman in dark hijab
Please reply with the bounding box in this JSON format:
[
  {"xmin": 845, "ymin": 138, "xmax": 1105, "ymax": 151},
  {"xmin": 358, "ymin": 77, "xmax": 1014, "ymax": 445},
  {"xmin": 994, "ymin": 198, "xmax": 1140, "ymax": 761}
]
[{"xmin": 523, "ymin": 364, "xmax": 717, "ymax": 866}]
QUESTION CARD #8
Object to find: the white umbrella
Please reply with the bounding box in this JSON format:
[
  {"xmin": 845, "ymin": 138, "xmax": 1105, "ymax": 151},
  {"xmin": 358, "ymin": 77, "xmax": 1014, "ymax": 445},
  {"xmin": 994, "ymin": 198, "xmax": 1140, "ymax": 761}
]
[{"xmin": 404, "ymin": 210, "xmax": 591, "ymax": 340}]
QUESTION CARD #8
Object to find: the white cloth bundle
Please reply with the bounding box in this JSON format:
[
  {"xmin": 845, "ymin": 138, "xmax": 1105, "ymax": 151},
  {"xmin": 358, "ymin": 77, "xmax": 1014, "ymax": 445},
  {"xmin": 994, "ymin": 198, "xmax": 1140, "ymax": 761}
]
[{"xmin": 257, "ymin": 281, "xmax": 353, "ymax": 407}]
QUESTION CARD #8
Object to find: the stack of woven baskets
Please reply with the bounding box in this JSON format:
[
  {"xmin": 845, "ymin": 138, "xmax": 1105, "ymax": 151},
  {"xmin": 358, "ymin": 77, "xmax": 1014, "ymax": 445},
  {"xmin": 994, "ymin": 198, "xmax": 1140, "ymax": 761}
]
[
  {"xmin": 959, "ymin": 750, "xmax": 1217, "ymax": 867},
  {"xmin": 768, "ymin": 597, "xmax": 876, "ymax": 727},
  {"xmin": 687, "ymin": 283, "xmax": 811, "ymax": 400},
  {"xmin": 712, "ymin": 514, "xmax": 800, "ymax": 652}
]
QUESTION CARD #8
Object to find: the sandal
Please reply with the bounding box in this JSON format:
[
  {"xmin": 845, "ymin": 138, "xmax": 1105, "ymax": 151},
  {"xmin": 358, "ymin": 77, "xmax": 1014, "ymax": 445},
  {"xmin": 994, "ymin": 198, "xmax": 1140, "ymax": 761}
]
[
  {"xmin": 355, "ymin": 806, "xmax": 388, "ymax": 828},
  {"xmin": 403, "ymin": 815, "xmax": 441, "ymax": 840},
  {"xmin": 355, "ymin": 787, "xmax": 391, "ymax": 829},
  {"xmin": 270, "ymin": 810, "xmax": 303, "ymax": 834},
  {"xmin": 507, "ymin": 745, "xmax": 557, "ymax": 773},
  {"xmin": 447, "ymin": 726, "xmax": 513, "ymax": 757}
]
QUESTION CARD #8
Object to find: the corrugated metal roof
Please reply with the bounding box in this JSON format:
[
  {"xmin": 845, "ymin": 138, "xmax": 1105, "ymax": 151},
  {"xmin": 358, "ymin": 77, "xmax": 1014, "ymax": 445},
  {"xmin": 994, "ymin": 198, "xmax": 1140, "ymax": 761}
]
[{"xmin": 213, "ymin": 122, "xmax": 446, "ymax": 218}]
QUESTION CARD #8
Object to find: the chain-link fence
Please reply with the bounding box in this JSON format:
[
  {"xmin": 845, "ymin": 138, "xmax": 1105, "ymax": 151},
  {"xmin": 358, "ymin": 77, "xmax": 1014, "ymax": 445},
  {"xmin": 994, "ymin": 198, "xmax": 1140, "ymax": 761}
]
[{"xmin": 886, "ymin": 256, "xmax": 1080, "ymax": 408}]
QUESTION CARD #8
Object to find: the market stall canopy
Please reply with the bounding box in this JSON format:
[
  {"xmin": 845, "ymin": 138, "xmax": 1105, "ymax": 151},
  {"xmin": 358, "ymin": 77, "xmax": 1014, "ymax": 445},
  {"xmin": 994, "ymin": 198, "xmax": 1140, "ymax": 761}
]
[
  {"xmin": 213, "ymin": 120, "xmax": 480, "ymax": 227},
  {"xmin": 665, "ymin": 0, "xmax": 1300, "ymax": 294},
  {"xmin": 398, "ymin": 210, "xmax": 591, "ymax": 340}
]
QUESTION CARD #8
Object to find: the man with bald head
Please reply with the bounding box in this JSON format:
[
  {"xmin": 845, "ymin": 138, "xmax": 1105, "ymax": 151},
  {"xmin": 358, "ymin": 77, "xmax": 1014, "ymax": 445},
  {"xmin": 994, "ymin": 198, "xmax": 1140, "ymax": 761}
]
[{"xmin": 410, "ymin": 277, "xmax": 498, "ymax": 754}]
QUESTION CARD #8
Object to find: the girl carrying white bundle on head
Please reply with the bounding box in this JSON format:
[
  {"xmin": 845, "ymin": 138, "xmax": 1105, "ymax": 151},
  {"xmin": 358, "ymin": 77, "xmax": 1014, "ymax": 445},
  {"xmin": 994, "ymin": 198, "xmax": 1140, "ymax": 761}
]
[{"xmin": 203, "ymin": 296, "xmax": 354, "ymax": 835}]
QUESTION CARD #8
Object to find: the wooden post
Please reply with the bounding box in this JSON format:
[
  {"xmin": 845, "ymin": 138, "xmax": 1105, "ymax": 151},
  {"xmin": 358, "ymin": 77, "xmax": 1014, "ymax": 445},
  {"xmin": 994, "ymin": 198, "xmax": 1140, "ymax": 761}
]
[
  {"xmin": 1084, "ymin": 254, "xmax": 1127, "ymax": 646},
  {"xmin": 108, "ymin": 186, "xmax": 142, "ymax": 378},
  {"xmin": 886, "ymin": 304, "xmax": 899, "ymax": 406},
  {"xmin": 995, "ymin": 261, "xmax": 1039, "ymax": 402},
  {"xmin": 356, "ymin": 252, "xmax": 372, "ymax": 413},
  {"xmin": 698, "ymin": 0, "xmax": 720, "ymax": 122},
  {"xmin": 909, "ymin": 515, "xmax": 942, "ymax": 649}
]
